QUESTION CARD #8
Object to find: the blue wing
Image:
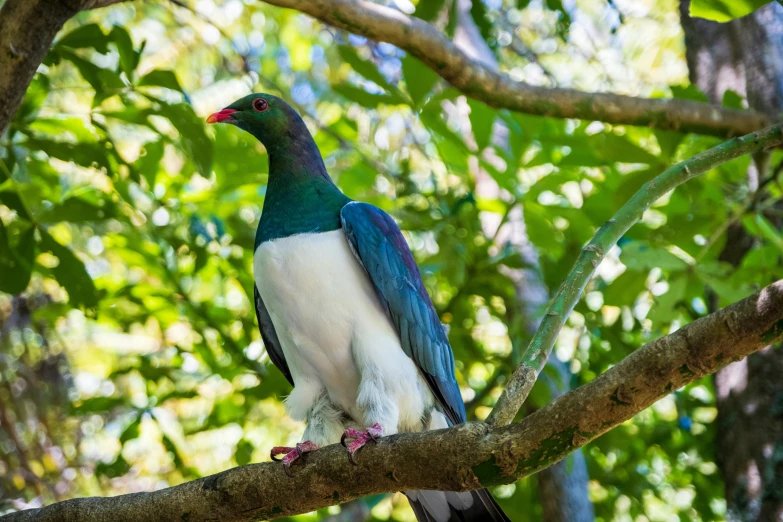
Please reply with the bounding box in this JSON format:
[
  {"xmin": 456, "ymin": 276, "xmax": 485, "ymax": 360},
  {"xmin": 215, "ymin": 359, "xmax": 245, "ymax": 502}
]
[
  {"xmin": 340, "ymin": 202, "xmax": 466, "ymax": 425},
  {"xmin": 253, "ymin": 286, "xmax": 293, "ymax": 386}
]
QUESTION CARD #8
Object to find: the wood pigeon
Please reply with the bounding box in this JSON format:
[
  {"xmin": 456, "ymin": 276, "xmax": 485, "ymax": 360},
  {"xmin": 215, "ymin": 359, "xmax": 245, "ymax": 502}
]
[{"xmin": 208, "ymin": 94, "xmax": 510, "ymax": 522}]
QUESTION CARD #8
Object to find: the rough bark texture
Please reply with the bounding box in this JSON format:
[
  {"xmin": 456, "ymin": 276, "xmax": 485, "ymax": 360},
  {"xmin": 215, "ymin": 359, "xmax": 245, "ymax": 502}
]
[
  {"xmin": 0, "ymin": 0, "xmax": 131, "ymax": 136},
  {"xmin": 0, "ymin": 0, "xmax": 773, "ymax": 141},
  {"xmin": 2, "ymin": 280, "xmax": 782, "ymax": 522},
  {"xmin": 0, "ymin": 0, "xmax": 78, "ymax": 136},
  {"xmin": 258, "ymin": 0, "xmax": 773, "ymax": 138},
  {"xmin": 680, "ymin": 3, "xmax": 783, "ymax": 520}
]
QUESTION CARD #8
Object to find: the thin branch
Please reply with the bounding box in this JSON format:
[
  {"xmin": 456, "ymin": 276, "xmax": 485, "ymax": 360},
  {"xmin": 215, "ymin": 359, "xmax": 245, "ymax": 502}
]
[
  {"xmin": 258, "ymin": 0, "xmax": 774, "ymax": 138},
  {"xmin": 2, "ymin": 279, "xmax": 782, "ymax": 521},
  {"xmin": 487, "ymin": 122, "xmax": 783, "ymax": 427}
]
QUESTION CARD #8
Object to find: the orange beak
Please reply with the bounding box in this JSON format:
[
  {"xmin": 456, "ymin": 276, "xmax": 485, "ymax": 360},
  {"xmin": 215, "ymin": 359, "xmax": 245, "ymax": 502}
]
[{"xmin": 206, "ymin": 108, "xmax": 237, "ymax": 124}]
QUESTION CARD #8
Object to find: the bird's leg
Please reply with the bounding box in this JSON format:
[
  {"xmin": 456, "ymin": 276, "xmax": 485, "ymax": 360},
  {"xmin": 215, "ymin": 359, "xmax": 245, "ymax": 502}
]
[
  {"xmin": 270, "ymin": 441, "xmax": 319, "ymax": 477},
  {"xmin": 340, "ymin": 423, "xmax": 383, "ymax": 465}
]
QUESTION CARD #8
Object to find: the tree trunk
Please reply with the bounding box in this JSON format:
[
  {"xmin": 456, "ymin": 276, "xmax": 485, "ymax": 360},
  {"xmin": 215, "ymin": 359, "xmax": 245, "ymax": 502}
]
[
  {"xmin": 680, "ymin": 2, "xmax": 783, "ymax": 520},
  {"xmin": 0, "ymin": 0, "xmax": 78, "ymax": 135}
]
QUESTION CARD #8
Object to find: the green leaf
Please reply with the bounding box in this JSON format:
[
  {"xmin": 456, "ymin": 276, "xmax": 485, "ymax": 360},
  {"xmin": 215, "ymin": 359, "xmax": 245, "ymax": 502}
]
[
  {"xmin": 470, "ymin": 0, "xmax": 494, "ymax": 48},
  {"xmin": 71, "ymin": 396, "xmax": 125, "ymax": 414},
  {"xmin": 153, "ymin": 99, "xmax": 213, "ymax": 176},
  {"xmin": 39, "ymin": 229, "xmax": 99, "ymax": 308},
  {"xmin": 162, "ymin": 434, "xmax": 190, "ymax": 472},
  {"xmin": 648, "ymin": 276, "xmax": 688, "ymax": 323},
  {"xmin": 621, "ymin": 242, "xmax": 689, "ymax": 272},
  {"xmin": 0, "ymin": 222, "xmax": 34, "ymax": 295},
  {"xmin": 670, "ymin": 84, "xmax": 710, "ymax": 103},
  {"xmin": 722, "ymin": 89, "xmax": 745, "ymax": 109},
  {"xmin": 158, "ymin": 390, "xmax": 198, "ymax": 404},
  {"xmin": 57, "ymin": 24, "xmax": 110, "ymax": 54},
  {"xmin": 119, "ymin": 414, "xmax": 142, "ymax": 444},
  {"xmin": 235, "ymin": 439, "xmax": 254, "ymax": 466},
  {"xmin": 467, "ymin": 99, "xmax": 495, "ymax": 150},
  {"xmin": 38, "ymin": 196, "xmax": 117, "ymax": 224},
  {"xmin": 30, "ymin": 116, "xmax": 98, "ymax": 143},
  {"xmin": 0, "ymin": 191, "xmax": 32, "ymax": 221},
  {"xmin": 137, "ymin": 70, "xmax": 183, "ymax": 93},
  {"xmin": 603, "ymin": 271, "xmax": 647, "ymax": 306},
  {"xmin": 337, "ymin": 46, "xmax": 398, "ymax": 94},
  {"xmin": 401, "ymin": 55, "xmax": 439, "ymax": 107},
  {"xmin": 109, "ymin": 26, "xmax": 140, "ymax": 79},
  {"xmin": 413, "ymin": 0, "xmax": 447, "ymax": 20},
  {"xmin": 654, "ymin": 130, "xmax": 685, "ymax": 160},
  {"xmin": 58, "ymin": 48, "xmax": 125, "ymax": 105},
  {"xmin": 135, "ymin": 138, "xmax": 165, "ymax": 188},
  {"xmin": 755, "ymin": 214, "xmax": 783, "ymax": 254},
  {"xmin": 14, "ymin": 74, "xmax": 50, "ymax": 124},
  {"xmin": 333, "ymin": 83, "xmax": 406, "ymax": 108},
  {"xmin": 25, "ymin": 138, "xmax": 111, "ymax": 171},
  {"xmin": 96, "ymin": 455, "xmax": 131, "ymax": 478},
  {"xmin": 690, "ymin": 0, "xmax": 771, "ymax": 22}
]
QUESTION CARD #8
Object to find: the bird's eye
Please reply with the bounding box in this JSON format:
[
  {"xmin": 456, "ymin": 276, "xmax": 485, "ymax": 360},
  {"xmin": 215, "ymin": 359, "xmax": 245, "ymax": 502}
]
[{"xmin": 253, "ymin": 98, "xmax": 268, "ymax": 112}]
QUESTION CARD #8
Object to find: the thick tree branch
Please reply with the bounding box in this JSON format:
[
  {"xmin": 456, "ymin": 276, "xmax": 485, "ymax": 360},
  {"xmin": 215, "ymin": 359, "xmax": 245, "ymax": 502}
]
[
  {"xmin": 2, "ymin": 280, "xmax": 782, "ymax": 522},
  {"xmin": 487, "ymin": 121, "xmax": 783, "ymax": 427},
  {"xmin": 259, "ymin": 0, "xmax": 775, "ymax": 138},
  {"xmin": 0, "ymin": 0, "xmax": 131, "ymax": 136},
  {"xmin": 0, "ymin": 0, "xmax": 77, "ymax": 136}
]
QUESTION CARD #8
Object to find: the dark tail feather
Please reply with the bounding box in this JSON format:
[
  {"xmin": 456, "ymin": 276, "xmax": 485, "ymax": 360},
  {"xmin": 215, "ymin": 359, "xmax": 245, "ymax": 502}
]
[{"xmin": 406, "ymin": 488, "xmax": 511, "ymax": 522}]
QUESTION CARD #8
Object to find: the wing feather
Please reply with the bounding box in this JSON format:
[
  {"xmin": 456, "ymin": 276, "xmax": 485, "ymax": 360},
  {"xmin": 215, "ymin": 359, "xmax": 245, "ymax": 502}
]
[
  {"xmin": 340, "ymin": 202, "xmax": 466, "ymax": 424},
  {"xmin": 253, "ymin": 286, "xmax": 293, "ymax": 386}
]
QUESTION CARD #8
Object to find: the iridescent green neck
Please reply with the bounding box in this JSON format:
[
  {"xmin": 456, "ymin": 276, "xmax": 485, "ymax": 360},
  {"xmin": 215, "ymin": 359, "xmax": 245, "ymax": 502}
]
[{"xmin": 255, "ymin": 140, "xmax": 350, "ymax": 247}]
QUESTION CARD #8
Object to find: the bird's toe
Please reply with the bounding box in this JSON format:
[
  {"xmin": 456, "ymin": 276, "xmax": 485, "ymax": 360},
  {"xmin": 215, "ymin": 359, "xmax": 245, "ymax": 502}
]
[
  {"xmin": 341, "ymin": 424, "xmax": 384, "ymax": 465},
  {"xmin": 270, "ymin": 441, "xmax": 318, "ymax": 476}
]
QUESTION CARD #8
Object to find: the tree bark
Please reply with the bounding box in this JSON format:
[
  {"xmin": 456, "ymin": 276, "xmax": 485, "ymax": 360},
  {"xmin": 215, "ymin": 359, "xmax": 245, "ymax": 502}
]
[
  {"xmin": 0, "ymin": 0, "xmax": 773, "ymax": 140},
  {"xmin": 0, "ymin": 0, "xmax": 132, "ymax": 136},
  {"xmin": 0, "ymin": 0, "xmax": 78, "ymax": 136},
  {"xmin": 680, "ymin": 3, "xmax": 783, "ymax": 520},
  {"xmin": 258, "ymin": 0, "xmax": 773, "ymax": 138},
  {"xmin": 2, "ymin": 279, "xmax": 782, "ymax": 522}
]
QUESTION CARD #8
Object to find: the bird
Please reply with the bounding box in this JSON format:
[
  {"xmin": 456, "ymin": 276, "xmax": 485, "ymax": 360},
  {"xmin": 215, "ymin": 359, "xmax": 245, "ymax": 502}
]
[{"xmin": 207, "ymin": 93, "xmax": 510, "ymax": 522}]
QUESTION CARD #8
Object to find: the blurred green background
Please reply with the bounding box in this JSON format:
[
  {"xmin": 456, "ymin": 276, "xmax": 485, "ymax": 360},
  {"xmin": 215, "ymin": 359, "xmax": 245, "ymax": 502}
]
[{"xmin": 1, "ymin": 0, "xmax": 782, "ymax": 520}]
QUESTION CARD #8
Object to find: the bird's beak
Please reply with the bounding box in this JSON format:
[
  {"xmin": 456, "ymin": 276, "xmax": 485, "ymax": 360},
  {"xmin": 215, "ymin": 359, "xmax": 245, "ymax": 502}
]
[{"xmin": 206, "ymin": 108, "xmax": 237, "ymax": 124}]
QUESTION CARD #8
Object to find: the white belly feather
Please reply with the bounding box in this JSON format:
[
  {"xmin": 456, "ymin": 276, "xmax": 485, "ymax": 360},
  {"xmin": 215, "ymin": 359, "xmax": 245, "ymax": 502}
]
[{"xmin": 253, "ymin": 229, "xmax": 434, "ymax": 435}]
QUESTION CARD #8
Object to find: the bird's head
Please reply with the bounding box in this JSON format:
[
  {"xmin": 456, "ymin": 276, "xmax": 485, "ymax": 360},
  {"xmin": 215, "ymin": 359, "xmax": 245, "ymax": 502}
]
[{"xmin": 206, "ymin": 93, "xmax": 304, "ymax": 151}]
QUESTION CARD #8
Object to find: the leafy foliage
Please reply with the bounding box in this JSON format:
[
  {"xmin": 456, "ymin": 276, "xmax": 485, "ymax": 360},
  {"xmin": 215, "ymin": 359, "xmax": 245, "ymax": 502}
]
[
  {"xmin": 0, "ymin": 1, "xmax": 781, "ymax": 521},
  {"xmin": 690, "ymin": 0, "xmax": 773, "ymax": 22}
]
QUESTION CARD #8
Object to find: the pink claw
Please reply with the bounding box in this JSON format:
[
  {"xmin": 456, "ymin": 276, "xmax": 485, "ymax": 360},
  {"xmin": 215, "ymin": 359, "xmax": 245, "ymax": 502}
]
[
  {"xmin": 340, "ymin": 423, "xmax": 383, "ymax": 465},
  {"xmin": 270, "ymin": 441, "xmax": 318, "ymax": 476}
]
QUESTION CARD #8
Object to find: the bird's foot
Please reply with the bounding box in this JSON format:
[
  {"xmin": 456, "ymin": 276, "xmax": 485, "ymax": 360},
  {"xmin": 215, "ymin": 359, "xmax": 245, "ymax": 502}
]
[
  {"xmin": 270, "ymin": 441, "xmax": 318, "ymax": 477},
  {"xmin": 340, "ymin": 423, "xmax": 383, "ymax": 465}
]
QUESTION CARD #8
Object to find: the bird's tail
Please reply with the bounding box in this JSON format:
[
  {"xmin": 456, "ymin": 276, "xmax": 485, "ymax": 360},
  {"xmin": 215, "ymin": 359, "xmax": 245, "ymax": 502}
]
[{"xmin": 405, "ymin": 487, "xmax": 510, "ymax": 522}]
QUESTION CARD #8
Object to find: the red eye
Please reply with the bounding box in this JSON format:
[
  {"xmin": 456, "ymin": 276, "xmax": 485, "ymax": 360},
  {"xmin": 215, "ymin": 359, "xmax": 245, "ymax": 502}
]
[{"xmin": 253, "ymin": 98, "xmax": 268, "ymax": 112}]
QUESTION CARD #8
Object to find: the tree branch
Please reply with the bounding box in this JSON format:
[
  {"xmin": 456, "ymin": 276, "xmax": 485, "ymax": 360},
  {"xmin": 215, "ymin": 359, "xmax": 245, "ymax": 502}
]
[
  {"xmin": 258, "ymin": 0, "xmax": 775, "ymax": 138},
  {"xmin": 0, "ymin": 0, "xmax": 132, "ymax": 136},
  {"xmin": 486, "ymin": 122, "xmax": 783, "ymax": 427},
  {"xmin": 2, "ymin": 279, "xmax": 782, "ymax": 521}
]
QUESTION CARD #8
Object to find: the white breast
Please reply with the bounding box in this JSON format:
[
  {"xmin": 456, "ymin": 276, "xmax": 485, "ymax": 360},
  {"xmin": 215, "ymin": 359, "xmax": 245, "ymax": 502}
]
[{"xmin": 253, "ymin": 229, "xmax": 426, "ymax": 426}]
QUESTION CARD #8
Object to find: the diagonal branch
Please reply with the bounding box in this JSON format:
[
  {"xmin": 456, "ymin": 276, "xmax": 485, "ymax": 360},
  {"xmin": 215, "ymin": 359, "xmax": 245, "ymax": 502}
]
[
  {"xmin": 2, "ymin": 279, "xmax": 782, "ymax": 521},
  {"xmin": 258, "ymin": 0, "xmax": 775, "ymax": 138},
  {"xmin": 487, "ymin": 121, "xmax": 783, "ymax": 427}
]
